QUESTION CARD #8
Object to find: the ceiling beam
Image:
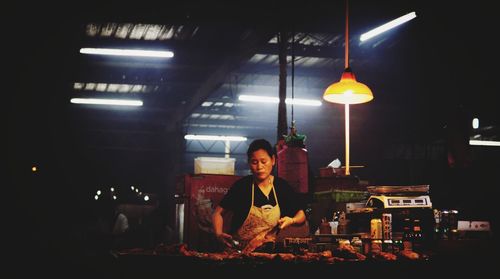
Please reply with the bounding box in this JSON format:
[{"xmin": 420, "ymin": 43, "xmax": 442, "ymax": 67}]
[
  {"xmin": 258, "ymin": 42, "xmax": 343, "ymax": 59},
  {"xmin": 166, "ymin": 29, "xmax": 276, "ymax": 131},
  {"xmin": 257, "ymin": 41, "xmax": 404, "ymax": 59}
]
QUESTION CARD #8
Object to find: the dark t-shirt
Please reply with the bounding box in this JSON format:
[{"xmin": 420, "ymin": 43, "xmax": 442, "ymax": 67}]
[{"xmin": 218, "ymin": 175, "xmax": 304, "ymax": 234}]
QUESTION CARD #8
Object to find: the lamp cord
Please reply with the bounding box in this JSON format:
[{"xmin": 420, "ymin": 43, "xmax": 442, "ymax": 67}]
[
  {"xmin": 291, "ymin": 29, "xmax": 295, "ymax": 124},
  {"xmin": 345, "ymin": 0, "xmax": 350, "ymax": 176},
  {"xmin": 345, "ymin": 0, "xmax": 349, "ymax": 69}
]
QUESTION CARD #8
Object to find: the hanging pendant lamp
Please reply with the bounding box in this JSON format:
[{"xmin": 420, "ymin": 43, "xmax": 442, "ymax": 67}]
[
  {"xmin": 323, "ymin": 67, "xmax": 373, "ymax": 104},
  {"xmin": 323, "ymin": 0, "xmax": 373, "ymax": 175}
]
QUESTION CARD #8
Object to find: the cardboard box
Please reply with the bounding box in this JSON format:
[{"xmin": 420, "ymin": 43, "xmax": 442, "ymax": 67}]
[
  {"xmin": 175, "ymin": 174, "xmax": 242, "ymax": 251},
  {"xmin": 457, "ymin": 221, "xmax": 491, "ymax": 231},
  {"xmin": 194, "ymin": 157, "xmax": 235, "ymax": 175}
]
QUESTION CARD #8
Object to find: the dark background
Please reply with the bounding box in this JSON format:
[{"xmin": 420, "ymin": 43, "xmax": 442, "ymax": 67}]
[{"xmin": 8, "ymin": 0, "xmax": 499, "ymax": 271}]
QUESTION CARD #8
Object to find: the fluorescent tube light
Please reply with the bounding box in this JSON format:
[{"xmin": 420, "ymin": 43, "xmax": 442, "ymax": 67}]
[
  {"xmin": 238, "ymin": 95, "xmax": 321, "ymax": 106},
  {"xmin": 286, "ymin": 98, "xmax": 322, "ymax": 106},
  {"xmin": 184, "ymin": 135, "xmax": 247, "ymax": 142},
  {"xmin": 239, "ymin": 95, "xmax": 278, "ymax": 103},
  {"xmin": 469, "ymin": 140, "xmax": 500, "ymax": 147},
  {"xmin": 80, "ymin": 48, "xmax": 174, "ymax": 58},
  {"xmin": 360, "ymin": 12, "xmax": 417, "ymax": 42},
  {"xmin": 472, "ymin": 118, "xmax": 479, "ymax": 129},
  {"xmin": 70, "ymin": 98, "xmax": 143, "ymax": 106}
]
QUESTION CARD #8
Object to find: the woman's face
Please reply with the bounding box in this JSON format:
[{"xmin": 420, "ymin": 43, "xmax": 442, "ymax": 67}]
[{"xmin": 248, "ymin": 149, "xmax": 275, "ymax": 182}]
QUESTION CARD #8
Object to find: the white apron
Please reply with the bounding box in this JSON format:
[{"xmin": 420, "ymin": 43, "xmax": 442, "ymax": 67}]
[{"xmin": 235, "ymin": 182, "xmax": 281, "ymax": 253}]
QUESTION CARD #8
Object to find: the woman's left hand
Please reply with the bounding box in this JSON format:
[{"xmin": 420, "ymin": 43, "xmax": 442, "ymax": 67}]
[{"xmin": 278, "ymin": 216, "xmax": 296, "ymax": 229}]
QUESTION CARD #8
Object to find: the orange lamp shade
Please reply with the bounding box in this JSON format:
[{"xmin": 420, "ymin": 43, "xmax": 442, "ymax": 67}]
[{"xmin": 323, "ymin": 68, "xmax": 374, "ymax": 105}]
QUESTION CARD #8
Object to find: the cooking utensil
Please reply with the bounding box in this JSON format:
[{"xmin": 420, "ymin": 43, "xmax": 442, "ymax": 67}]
[{"xmin": 230, "ymin": 239, "xmax": 241, "ymax": 253}]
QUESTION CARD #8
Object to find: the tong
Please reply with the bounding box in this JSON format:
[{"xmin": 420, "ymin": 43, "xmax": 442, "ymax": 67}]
[{"xmin": 230, "ymin": 239, "xmax": 242, "ymax": 253}]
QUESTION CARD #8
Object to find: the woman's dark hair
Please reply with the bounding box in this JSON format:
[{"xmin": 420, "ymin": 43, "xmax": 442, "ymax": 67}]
[{"xmin": 247, "ymin": 139, "xmax": 275, "ymax": 159}]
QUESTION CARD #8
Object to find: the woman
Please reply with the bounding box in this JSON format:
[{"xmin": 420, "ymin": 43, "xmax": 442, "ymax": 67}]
[{"xmin": 212, "ymin": 139, "xmax": 306, "ymax": 253}]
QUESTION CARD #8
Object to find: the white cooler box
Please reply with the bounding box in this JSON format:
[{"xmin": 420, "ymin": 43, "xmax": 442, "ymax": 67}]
[{"xmin": 194, "ymin": 157, "xmax": 236, "ymax": 175}]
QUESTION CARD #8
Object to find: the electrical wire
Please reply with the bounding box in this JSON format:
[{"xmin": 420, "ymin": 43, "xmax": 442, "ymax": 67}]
[{"xmin": 291, "ymin": 29, "xmax": 295, "ymax": 124}]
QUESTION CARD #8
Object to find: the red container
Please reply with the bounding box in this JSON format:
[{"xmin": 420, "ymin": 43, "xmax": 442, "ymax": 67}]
[
  {"xmin": 319, "ymin": 167, "xmax": 335, "ymax": 177},
  {"xmin": 277, "ymin": 146, "xmax": 309, "ymax": 193}
]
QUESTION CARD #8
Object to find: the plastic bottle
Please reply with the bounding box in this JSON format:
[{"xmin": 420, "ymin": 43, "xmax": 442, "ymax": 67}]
[
  {"xmin": 433, "ymin": 209, "xmax": 441, "ymax": 240},
  {"xmin": 370, "ymin": 218, "xmax": 382, "ymax": 239},
  {"xmin": 402, "ymin": 218, "xmax": 413, "ymax": 251},
  {"xmin": 337, "ymin": 211, "xmax": 347, "ymax": 234},
  {"xmin": 412, "ymin": 219, "xmax": 423, "ymax": 252},
  {"xmin": 319, "ymin": 218, "xmax": 332, "ymax": 234}
]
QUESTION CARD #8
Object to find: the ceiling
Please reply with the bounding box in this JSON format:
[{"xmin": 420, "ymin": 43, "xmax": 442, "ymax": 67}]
[{"xmin": 10, "ymin": 0, "xmax": 500, "ymax": 202}]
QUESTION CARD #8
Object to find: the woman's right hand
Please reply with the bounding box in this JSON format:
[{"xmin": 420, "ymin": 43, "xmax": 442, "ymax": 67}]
[{"xmin": 215, "ymin": 232, "xmax": 234, "ymax": 248}]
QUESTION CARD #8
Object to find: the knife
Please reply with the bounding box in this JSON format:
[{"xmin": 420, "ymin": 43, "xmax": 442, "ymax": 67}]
[{"xmin": 274, "ymin": 223, "xmax": 281, "ymax": 236}]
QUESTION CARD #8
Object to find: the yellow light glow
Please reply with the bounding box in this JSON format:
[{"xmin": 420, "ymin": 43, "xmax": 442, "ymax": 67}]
[{"xmin": 323, "ymin": 71, "xmax": 373, "ymax": 105}]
